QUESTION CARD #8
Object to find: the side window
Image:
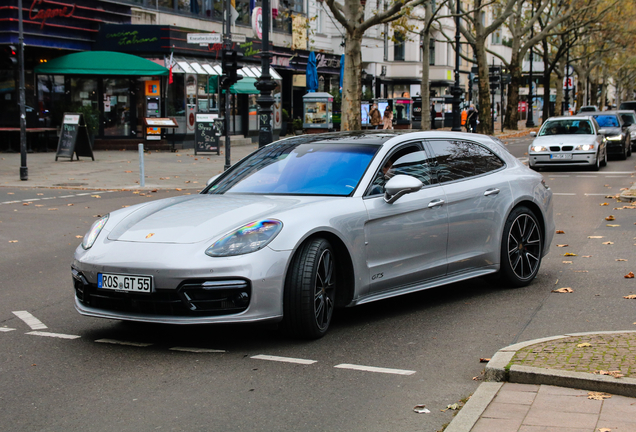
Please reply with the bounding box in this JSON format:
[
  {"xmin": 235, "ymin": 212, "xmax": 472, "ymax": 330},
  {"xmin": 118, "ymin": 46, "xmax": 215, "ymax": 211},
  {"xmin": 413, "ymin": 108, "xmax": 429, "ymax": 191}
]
[
  {"xmin": 427, "ymin": 140, "xmax": 504, "ymax": 182},
  {"xmin": 367, "ymin": 145, "xmax": 434, "ymax": 196}
]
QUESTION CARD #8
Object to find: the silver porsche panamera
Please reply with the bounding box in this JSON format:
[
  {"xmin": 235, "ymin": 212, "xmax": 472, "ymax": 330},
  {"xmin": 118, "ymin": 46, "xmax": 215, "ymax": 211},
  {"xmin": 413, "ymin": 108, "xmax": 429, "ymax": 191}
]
[{"xmin": 72, "ymin": 131, "xmax": 554, "ymax": 339}]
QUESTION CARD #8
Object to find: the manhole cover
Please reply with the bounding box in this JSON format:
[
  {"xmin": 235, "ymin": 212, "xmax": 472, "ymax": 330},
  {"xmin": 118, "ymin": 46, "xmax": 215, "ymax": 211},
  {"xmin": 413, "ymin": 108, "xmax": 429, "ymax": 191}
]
[{"xmin": 53, "ymin": 183, "xmax": 88, "ymax": 186}]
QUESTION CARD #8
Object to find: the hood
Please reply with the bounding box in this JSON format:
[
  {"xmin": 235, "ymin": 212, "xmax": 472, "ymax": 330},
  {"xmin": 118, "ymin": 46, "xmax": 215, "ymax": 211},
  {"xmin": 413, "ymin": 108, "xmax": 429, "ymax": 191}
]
[
  {"xmin": 598, "ymin": 127, "xmax": 621, "ymax": 135},
  {"xmin": 107, "ymin": 194, "xmax": 329, "ymax": 244},
  {"xmin": 533, "ymin": 134, "xmax": 597, "ymax": 145}
]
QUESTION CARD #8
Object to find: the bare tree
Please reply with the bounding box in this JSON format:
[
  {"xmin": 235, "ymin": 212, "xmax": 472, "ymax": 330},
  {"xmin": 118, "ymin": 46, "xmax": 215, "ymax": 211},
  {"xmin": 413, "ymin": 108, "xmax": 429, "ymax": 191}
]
[{"xmin": 324, "ymin": 0, "xmax": 427, "ymax": 130}]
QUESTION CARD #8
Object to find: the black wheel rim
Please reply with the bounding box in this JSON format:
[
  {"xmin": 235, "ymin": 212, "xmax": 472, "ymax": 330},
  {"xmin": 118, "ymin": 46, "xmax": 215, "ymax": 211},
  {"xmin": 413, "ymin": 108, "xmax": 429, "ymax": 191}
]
[
  {"xmin": 314, "ymin": 249, "xmax": 335, "ymax": 331},
  {"xmin": 507, "ymin": 214, "xmax": 541, "ymax": 281}
]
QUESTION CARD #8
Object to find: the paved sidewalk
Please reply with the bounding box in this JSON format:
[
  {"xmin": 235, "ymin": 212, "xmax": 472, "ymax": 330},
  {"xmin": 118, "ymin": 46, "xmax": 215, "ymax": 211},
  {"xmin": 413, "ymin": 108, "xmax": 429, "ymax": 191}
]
[{"xmin": 446, "ymin": 331, "xmax": 636, "ymax": 432}]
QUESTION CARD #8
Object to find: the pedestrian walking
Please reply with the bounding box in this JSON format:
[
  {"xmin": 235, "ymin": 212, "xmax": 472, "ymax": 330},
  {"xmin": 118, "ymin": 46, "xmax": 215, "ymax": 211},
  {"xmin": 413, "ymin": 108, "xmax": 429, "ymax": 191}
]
[
  {"xmin": 382, "ymin": 107, "xmax": 393, "ymax": 129},
  {"xmin": 369, "ymin": 103, "xmax": 382, "ymax": 129},
  {"xmin": 467, "ymin": 104, "xmax": 479, "ymax": 133},
  {"xmin": 430, "ymin": 104, "xmax": 437, "ymax": 129},
  {"xmin": 461, "ymin": 107, "xmax": 468, "ymax": 131}
]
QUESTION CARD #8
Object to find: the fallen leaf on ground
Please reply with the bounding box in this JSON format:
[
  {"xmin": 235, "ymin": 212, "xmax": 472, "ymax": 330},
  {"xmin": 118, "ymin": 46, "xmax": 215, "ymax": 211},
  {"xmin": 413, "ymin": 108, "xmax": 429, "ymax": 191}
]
[
  {"xmin": 624, "ymin": 295, "xmax": 636, "ymax": 299},
  {"xmin": 583, "ymin": 255, "xmax": 592, "ymax": 258},
  {"xmin": 606, "ymin": 224, "xmax": 620, "ymax": 227},
  {"xmin": 588, "ymin": 392, "xmax": 612, "ymax": 400},
  {"xmin": 604, "ymin": 184, "xmax": 611, "ymax": 187},
  {"xmin": 67, "ymin": 203, "xmax": 73, "ymax": 206},
  {"xmin": 594, "ymin": 370, "xmax": 625, "ymax": 378},
  {"xmin": 75, "ymin": 235, "xmax": 82, "ymax": 238},
  {"xmin": 588, "ymin": 236, "xmax": 604, "ymax": 239},
  {"xmin": 124, "ymin": 170, "xmax": 132, "ymax": 173},
  {"xmin": 91, "ymin": 195, "xmax": 101, "ymax": 198},
  {"xmin": 557, "ymin": 244, "xmax": 569, "ymax": 247},
  {"xmin": 552, "ymin": 287, "xmax": 574, "ymax": 293},
  {"xmin": 8, "ymin": 240, "xmax": 18, "ymax": 243},
  {"xmin": 600, "ymin": 203, "xmax": 609, "ymax": 206},
  {"xmin": 605, "ymin": 215, "xmax": 616, "ymax": 221},
  {"xmin": 602, "ymin": 242, "xmax": 614, "ymax": 245},
  {"xmin": 472, "ymin": 376, "xmax": 481, "ymax": 381},
  {"xmin": 413, "ymin": 405, "xmax": 430, "ymax": 414},
  {"xmin": 599, "ymin": 428, "xmax": 613, "ymax": 432},
  {"xmin": 564, "ymin": 253, "xmax": 578, "ymax": 256},
  {"xmin": 563, "ymin": 261, "xmax": 573, "ymax": 264},
  {"xmin": 625, "ymin": 272, "xmax": 635, "ymax": 279},
  {"xmin": 577, "ymin": 342, "xmax": 592, "ymax": 348},
  {"xmin": 556, "ymin": 230, "xmax": 565, "ymax": 234},
  {"xmin": 574, "ymin": 270, "xmax": 589, "ymax": 273},
  {"xmin": 22, "ymin": 203, "xmax": 29, "ymax": 206},
  {"xmin": 442, "ymin": 403, "xmax": 460, "ymax": 411},
  {"xmin": 616, "ymin": 259, "xmax": 628, "ymax": 262},
  {"xmin": 47, "ymin": 208, "xmax": 58, "ymax": 211},
  {"xmin": 479, "ymin": 358, "xmax": 491, "ymax": 363}
]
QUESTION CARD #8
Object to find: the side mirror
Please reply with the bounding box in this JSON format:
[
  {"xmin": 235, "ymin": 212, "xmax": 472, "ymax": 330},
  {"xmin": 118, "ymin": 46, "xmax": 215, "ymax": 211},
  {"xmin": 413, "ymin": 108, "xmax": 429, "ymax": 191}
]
[
  {"xmin": 529, "ymin": 131, "xmax": 537, "ymax": 137},
  {"xmin": 384, "ymin": 175, "xmax": 423, "ymax": 204}
]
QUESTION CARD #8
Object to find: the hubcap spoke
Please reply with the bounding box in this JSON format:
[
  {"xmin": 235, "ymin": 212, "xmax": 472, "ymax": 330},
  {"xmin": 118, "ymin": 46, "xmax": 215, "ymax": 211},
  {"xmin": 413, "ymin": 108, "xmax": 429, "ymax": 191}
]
[
  {"xmin": 314, "ymin": 249, "xmax": 334, "ymax": 329},
  {"xmin": 508, "ymin": 214, "xmax": 542, "ymax": 280}
]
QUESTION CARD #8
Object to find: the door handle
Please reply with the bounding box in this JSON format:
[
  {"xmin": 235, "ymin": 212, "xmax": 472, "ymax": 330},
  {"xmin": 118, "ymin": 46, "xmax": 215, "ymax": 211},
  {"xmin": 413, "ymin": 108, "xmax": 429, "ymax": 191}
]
[
  {"xmin": 484, "ymin": 188, "xmax": 500, "ymax": 196},
  {"xmin": 428, "ymin": 199, "xmax": 445, "ymax": 208}
]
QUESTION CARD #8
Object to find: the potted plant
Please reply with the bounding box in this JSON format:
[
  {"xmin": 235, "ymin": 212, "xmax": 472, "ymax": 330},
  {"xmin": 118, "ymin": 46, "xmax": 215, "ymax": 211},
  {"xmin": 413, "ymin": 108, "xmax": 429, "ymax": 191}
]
[{"xmin": 292, "ymin": 118, "xmax": 303, "ymax": 135}]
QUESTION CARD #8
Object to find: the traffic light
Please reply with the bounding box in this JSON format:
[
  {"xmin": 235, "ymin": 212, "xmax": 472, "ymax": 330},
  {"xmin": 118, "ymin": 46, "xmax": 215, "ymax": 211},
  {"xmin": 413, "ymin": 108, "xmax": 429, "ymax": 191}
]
[
  {"xmin": 3, "ymin": 45, "xmax": 17, "ymax": 65},
  {"xmin": 221, "ymin": 49, "xmax": 243, "ymax": 87}
]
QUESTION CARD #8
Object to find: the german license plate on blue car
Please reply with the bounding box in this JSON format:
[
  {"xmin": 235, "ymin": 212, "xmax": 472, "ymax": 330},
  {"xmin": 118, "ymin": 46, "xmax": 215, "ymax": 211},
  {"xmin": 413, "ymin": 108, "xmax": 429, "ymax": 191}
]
[{"xmin": 98, "ymin": 273, "xmax": 152, "ymax": 293}]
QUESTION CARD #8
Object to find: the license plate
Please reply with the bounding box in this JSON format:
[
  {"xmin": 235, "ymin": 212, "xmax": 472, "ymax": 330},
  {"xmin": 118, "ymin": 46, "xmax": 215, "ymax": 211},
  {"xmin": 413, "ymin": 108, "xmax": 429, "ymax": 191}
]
[
  {"xmin": 98, "ymin": 273, "xmax": 152, "ymax": 293},
  {"xmin": 550, "ymin": 153, "xmax": 573, "ymax": 160}
]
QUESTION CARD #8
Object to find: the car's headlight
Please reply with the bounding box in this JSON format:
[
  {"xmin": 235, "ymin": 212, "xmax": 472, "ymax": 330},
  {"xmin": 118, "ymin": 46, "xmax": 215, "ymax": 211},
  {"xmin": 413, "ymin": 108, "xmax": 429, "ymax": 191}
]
[
  {"xmin": 530, "ymin": 145, "xmax": 548, "ymax": 152},
  {"xmin": 606, "ymin": 134, "xmax": 622, "ymax": 141},
  {"xmin": 575, "ymin": 144, "xmax": 595, "ymax": 151},
  {"xmin": 206, "ymin": 219, "xmax": 283, "ymax": 257},
  {"xmin": 82, "ymin": 214, "xmax": 109, "ymax": 250}
]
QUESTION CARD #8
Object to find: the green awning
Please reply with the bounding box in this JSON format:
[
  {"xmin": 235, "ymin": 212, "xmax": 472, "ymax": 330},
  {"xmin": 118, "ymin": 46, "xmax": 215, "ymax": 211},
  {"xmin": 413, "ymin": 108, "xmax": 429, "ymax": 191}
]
[
  {"xmin": 35, "ymin": 51, "xmax": 168, "ymax": 76},
  {"xmin": 222, "ymin": 77, "xmax": 259, "ymax": 94}
]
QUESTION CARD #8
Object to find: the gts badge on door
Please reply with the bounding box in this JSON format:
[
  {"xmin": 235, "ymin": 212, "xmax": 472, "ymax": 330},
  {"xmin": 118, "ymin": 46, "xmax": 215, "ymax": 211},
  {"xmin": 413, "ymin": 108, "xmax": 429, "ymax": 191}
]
[{"xmin": 371, "ymin": 273, "xmax": 384, "ymax": 280}]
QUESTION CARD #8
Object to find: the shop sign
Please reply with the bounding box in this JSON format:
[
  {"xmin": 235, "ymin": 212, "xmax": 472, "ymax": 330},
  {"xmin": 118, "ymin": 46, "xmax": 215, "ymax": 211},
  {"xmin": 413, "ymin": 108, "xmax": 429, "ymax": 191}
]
[
  {"xmin": 251, "ymin": 7, "xmax": 263, "ymax": 40},
  {"xmin": 272, "ymin": 56, "xmax": 292, "ymax": 67},
  {"xmin": 187, "ymin": 33, "xmax": 222, "ymax": 44},
  {"xmin": 315, "ymin": 53, "xmax": 340, "ymax": 69},
  {"xmin": 29, "ymin": 0, "xmax": 75, "ymax": 29},
  {"xmin": 106, "ymin": 30, "xmax": 158, "ymax": 46}
]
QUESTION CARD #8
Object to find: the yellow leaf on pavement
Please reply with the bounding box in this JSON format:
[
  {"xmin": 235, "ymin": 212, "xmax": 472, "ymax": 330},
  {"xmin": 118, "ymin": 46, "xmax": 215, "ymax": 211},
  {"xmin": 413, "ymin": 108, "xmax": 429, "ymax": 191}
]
[
  {"xmin": 616, "ymin": 259, "xmax": 628, "ymax": 262},
  {"xmin": 624, "ymin": 294, "xmax": 636, "ymax": 299},
  {"xmin": 577, "ymin": 342, "xmax": 592, "ymax": 348},
  {"xmin": 557, "ymin": 244, "xmax": 569, "ymax": 247},
  {"xmin": 588, "ymin": 392, "xmax": 611, "ymax": 400},
  {"xmin": 588, "ymin": 236, "xmax": 604, "ymax": 239},
  {"xmin": 625, "ymin": 272, "xmax": 635, "ymax": 279},
  {"xmin": 556, "ymin": 230, "xmax": 565, "ymax": 234},
  {"xmin": 552, "ymin": 287, "xmax": 574, "ymax": 293},
  {"xmin": 605, "ymin": 215, "xmax": 615, "ymax": 221},
  {"xmin": 600, "ymin": 203, "xmax": 609, "ymax": 206},
  {"xmin": 606, "ymin": 224, "xmax": 620, "ymax": 227},
  {"xmin": 602, "ymin": 242, "xmax": 614, "ymax": 245},
  {"xmin": 564, "ymin": 252, "xmax": 578, "ymax": 256}
]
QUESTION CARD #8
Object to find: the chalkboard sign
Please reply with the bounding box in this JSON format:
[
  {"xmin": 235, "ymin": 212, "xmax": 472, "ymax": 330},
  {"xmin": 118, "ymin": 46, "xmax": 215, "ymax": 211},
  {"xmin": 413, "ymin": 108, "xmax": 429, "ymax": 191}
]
[
  {"xmin": 194, "ymin": 114, "xmax": 223, "ymax": 155},
  {"xmin": 55, "ymin": 113, "xmax": 95, "ymax": 161}
]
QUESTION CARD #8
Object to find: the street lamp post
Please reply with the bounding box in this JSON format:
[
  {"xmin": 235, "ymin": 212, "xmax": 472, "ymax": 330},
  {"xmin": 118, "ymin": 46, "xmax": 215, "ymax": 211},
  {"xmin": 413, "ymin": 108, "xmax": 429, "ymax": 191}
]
[
  {"xmin": 451, "ymin": 0, "xmax": 462, "ymax": 132},
  {"xmin": 255, "ymin": 0, "xmax": 276, "ymax": 148},
  {"xmin": 18, "ymin": 0, "xmax": 28, "ymax": 180},
  {"xmin": 564, "ymin": 40, "xmax": 570, "ymax": 115}
]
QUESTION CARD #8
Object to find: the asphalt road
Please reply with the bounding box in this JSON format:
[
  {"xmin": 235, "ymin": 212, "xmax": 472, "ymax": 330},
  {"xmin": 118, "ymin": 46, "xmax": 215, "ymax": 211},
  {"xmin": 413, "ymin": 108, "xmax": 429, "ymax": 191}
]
[{"xmin": 1, "ymin": 136, "xmax": 635, "ymax": 432}]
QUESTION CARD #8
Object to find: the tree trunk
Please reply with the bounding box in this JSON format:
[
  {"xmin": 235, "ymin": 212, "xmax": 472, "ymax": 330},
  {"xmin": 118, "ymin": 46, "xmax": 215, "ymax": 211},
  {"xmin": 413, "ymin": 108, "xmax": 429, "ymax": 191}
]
[
  {"xmin": 475, "ymin": 39, "xmax": 492, "ymax": 134},
  {"xmin": 504, "ymin": 53, "xmax": 521, "ymax": 130},
  {"xmin": 555, "ymin": 61, "xmax": 564, "ymax": 116},
  {"xmin": 341, "ymin": 32, "xmax": 363, "ymax": 131},
  {"xmin": 542, "ymin": 40, "xmax": 551, "ymax": 123}
]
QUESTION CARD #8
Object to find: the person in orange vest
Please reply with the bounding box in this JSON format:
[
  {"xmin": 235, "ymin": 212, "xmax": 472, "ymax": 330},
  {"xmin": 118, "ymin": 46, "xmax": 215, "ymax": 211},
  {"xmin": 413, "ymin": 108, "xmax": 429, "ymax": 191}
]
[{"xmin": 461, "ymin": 107, "xmax": 468, "ymax": 131}]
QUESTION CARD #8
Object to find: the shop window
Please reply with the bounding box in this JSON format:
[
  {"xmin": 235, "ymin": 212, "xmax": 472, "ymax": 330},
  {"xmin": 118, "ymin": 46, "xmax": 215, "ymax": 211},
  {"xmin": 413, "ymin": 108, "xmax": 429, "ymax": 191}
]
[
  {"xmin": 157, "ymin": 0, "xmax": 174, "ymax": 10},
  {"xmin": 36, "ymin": 75, "xmax": 65, "ymax": 128},
  {"xmin": 167, "ymin": 74, "xmax": 186, "ymax": 133},
  {"xmin": 394, "ymin": 33, "xmax": 405, "ymax": 62}
]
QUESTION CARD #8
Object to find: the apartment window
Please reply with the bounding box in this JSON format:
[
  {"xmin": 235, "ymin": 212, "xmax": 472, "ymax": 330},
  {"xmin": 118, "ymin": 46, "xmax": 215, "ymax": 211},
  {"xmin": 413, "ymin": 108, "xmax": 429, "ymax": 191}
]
[
  {"xmin": 492, "ymin": 30, "xmax": 501, "ymax": 45},
  {"xmin": 394, "ymin": 33, "xmax": 405, "ymax": 61},
  {"xmin": 316, "ymin": 7, "xmax": 323, "ymax": 33}
]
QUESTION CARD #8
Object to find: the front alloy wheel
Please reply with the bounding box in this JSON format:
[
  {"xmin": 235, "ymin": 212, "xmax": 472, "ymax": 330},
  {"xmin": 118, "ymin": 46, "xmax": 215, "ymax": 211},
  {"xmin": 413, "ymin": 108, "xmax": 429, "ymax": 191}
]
[
  {"xmin": 500, "ymin": 206, "xmax": 543, "ymax": 287},
  {"xmin": 283, "ymin": 238, "xmax": 336, "ymax": 339}
]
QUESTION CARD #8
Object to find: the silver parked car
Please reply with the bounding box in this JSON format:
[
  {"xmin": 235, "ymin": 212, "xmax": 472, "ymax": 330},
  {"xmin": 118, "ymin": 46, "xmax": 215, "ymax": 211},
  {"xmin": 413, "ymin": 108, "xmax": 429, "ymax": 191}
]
[
  {"xmin": 73, "ymin": 131, "xmax": 554, "ymax": 339},
  {"xmin": 528, "ymin": 116, "xmax": 607, "ymax": 170}
]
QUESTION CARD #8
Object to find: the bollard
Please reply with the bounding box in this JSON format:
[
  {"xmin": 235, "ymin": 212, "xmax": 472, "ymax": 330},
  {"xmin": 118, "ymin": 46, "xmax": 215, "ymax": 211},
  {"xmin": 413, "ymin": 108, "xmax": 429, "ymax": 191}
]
[{"xmin": 138, "ymin": 143, "xmax": 145, "ymax": 187}]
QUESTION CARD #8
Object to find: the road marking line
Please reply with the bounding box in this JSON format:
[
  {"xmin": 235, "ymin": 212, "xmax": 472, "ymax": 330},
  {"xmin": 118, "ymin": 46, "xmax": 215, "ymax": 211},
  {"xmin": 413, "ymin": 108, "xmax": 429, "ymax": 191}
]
[
  {"xmin": 605, "ymin": 176, "xmax": 629, "ymax": 178},
  {"xmin": 576, "ymin": 175, "xmax": 597, "ymax": 178},
  {"xmin": 584, "ymin": 193, "xmax": 612, "ymax": 196},
  {"xmin": 27, "ymin": 331, "xmax": 80, "ymax": 340},
  {"xmin": 12, "ymin": 311, "xmax": 48, "ymax": 330},
  {"xmin": 546, "ymin": 175, "xmax": 571, "ymax": 178},
  {"xmin": 59, "ymin": 195, "xmax": 75, "ymax": 198},
  {"xmin": 0, "ymin": 328, "xmax": 16, "ymax": 332},
  {"xmin": 553, "ymin": 193, "xmax": 577, "ymax": 196},
  {"xmin": 334, "ymin": 363, "xmax": 416, "ymax": 375},
  {"xmin": 2, "ymin": 200, "xmax": 22, "ymax": 204},
  {"xmin": 41, "ymin": 197, "xmax": 55, "ymax": 200},
  {"xmin": 170, "ymin": 347, "xmax": 226, "ymax": 353},
  {"xmin": 251, "ymin": 354, "xmax": 317, "ymax": 365},
  {"xmin": 75, "ymin": 193, "xmax": 91, "ymax": 196},
  {"xmin": 95, "ymin": 338, "xmax": 153, "ymax": 347}
]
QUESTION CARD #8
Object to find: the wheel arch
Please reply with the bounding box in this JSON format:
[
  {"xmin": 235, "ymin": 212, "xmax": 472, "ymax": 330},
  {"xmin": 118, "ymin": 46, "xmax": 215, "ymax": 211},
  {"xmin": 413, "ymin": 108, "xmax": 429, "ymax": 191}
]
[
  {"xmin": 285, "ymin": 231, "xmax": 356, "ymax": 308},
  {"xmin": 509, "ymin": 199, "xmax": 547, "ymax": 248}
]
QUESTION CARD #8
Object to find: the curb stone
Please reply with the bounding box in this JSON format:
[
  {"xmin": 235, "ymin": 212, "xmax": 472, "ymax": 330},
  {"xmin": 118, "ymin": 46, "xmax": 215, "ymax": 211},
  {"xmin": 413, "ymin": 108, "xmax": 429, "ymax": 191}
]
[{"xmin": 446, "ymin": 331, "xmax": 636, "ymax": 431}]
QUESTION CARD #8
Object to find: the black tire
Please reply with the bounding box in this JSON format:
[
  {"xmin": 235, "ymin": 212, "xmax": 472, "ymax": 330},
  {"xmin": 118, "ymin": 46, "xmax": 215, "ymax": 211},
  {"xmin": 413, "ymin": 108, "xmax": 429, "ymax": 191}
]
[
  {"xmin": 283, "ymin": 238, "xmax": 336, "ymax": 339},
  {"xmin": 591, "ymin": 152, "xmax": 601, "ymax": 171},
  {"xmin": 627, "ymin": 140, "xmax": 632, "ymax": 157},
  {"xmin": 500, "ymin": 206, "xmax": 543, "ymax": 288},
  {"xmin": 600, "ymin": 148, "xmax": 608, "ymax": 167},
  {"xmin": 619, "ymin": 141, "xmax": 628, "ymax": 160}
]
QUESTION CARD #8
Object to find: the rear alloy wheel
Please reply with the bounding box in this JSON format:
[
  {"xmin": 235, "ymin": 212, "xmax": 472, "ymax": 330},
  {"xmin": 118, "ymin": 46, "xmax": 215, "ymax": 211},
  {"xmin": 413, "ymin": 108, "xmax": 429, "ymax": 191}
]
[
  {"xmin": 500, "ymin": 206, "xmax": 543, "ymax": 287},
  {"xmin": 283, "ymin": 238, "xmax": 336, "ymax": 339}
]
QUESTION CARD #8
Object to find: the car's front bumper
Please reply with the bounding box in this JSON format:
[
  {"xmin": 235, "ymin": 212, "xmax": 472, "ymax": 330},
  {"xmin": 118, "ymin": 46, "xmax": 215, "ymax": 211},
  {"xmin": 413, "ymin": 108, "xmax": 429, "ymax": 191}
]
[
  {"xmin": 72, "ymin": 243, "xmax": 291, "ymax": 325},
  {"xmin": 528, "ymin": 152, "xmax": 597, "ymax": 167},
  {"xmin": 605, "ymin": 140, "xmax": 626, "ymax": 155}
]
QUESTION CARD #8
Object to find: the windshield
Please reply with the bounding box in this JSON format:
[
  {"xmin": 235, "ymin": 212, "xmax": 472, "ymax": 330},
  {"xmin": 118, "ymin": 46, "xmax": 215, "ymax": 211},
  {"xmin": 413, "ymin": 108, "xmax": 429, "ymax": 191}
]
[
  {"xmin": 207, "ymin": 142, "xmax": 379, "ymax": 196},
  {"xmin": 539, "ymin": 119, "xmax": 593, "ymax": 136},
  {"xmin": 593, "ymin": 115, "xmax": 620, "ymax": 128}
]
